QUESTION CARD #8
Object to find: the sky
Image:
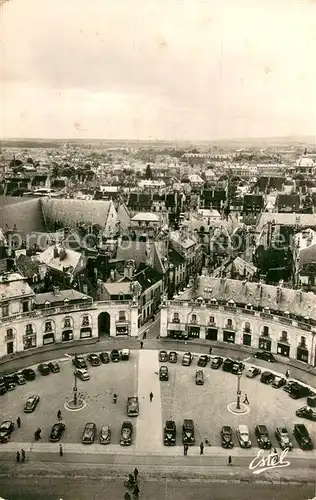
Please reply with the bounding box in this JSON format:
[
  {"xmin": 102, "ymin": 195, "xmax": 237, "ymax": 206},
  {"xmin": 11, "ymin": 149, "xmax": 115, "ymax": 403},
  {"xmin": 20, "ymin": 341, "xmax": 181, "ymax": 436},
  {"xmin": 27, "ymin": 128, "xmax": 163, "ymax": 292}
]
[{"xmin": 1, "ymin": 0, "xmax": 316, "ymax": 140}]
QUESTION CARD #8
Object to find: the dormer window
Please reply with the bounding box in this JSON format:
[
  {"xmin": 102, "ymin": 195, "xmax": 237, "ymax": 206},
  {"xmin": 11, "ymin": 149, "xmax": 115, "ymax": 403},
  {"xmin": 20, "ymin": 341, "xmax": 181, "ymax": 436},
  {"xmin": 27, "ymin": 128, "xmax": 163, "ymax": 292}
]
[
  {"xmin": 44, "ymin": 301, "xmax": 50, "ymax": 309},
  {"xmin": 64, "ymin": 298, "xmax": 69, "ymax": 304},
  {"xmin": 119, "ymin": 294, "xmax": 124, "ymax": 301},
  {"xmin": 227, "ymin": 299, "xmax": 235, "ymax": 307}
]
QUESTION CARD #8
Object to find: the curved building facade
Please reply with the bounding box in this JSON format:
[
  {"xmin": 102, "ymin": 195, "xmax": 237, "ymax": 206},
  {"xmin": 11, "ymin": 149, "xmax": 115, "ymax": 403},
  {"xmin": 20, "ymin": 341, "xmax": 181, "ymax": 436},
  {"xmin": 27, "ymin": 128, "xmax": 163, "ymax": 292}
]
[{"xmin": 160, "ymin": 276, "xmax": 316, "ymax": 366}]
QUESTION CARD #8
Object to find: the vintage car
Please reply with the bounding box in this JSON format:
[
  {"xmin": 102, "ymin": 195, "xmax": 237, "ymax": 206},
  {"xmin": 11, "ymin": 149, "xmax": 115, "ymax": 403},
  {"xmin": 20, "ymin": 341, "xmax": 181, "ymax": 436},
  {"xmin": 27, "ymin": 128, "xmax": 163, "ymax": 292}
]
[
  {"xmin": 120, "ymin": 421, "xmax": 133, "ymax": 446},
  {"xmin": 127, "ymin": 397, "xmax": 139, "ymax": 417}
]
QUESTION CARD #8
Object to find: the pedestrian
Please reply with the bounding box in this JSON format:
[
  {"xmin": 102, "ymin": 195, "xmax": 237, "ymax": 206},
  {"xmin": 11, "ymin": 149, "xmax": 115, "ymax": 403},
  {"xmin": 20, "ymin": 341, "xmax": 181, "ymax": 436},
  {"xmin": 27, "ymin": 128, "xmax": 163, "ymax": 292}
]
[
  {"xmin": 273, "ymin": 447, "xmax": 277, "ymax": 454},
  {"xmin": 35, "ymin": 428, "xmax": 41, "ymax": 440},
  {"xmin": 124, "ymin": 493, "xmax": 131, "ymax": 500},
  {"xmin": 133, "ymin": 467, "xmax": 139, "ymax": 481},
  {"xmin": 113, "ymin": 393, "xmax": 118, "ymax": 404},
  {"xmin": 140, "ymin": 341, "xmax": 143, "ymax": 349},
  {"xmin": 21, "ymin": 449, "xmax": 26, "ymax": 462},
  {"xmin": 228, "ymin": 455, "xmax": 232, "ymax": 465},
  {"xmin": 132, "ymin": 484, "xmax": 140, "ymax": 498},
  {"xmin": 285, "ymin": 369, "xmax": 290, "ymax": 379},
  {"xmin": 16, "ymin": 417, "xmax": 21, "ymax": 428},
  {"xmin": 59, "ymin": 444, "xmax": 63, "ymax": 457},
  {"xmin": 243, "ymin": 394, "xmax": 249, "ymax": 404},
  {"xmin": 200, "ymin": 442, "xmax": 204, "ymax": 455},
  {"xmin": 143, "ymin": 331, "xmax": 147, "ymax": 340},
  {"xmin": 149, "ymin": 391, "xmax": 153, "ymax": 402},
  {"xmin": 57, "ymin": 410, "xmax": 62, "ymax": 420},
  {"xmin": 16, "ymin": 451, "xmax": 20, "ymax": 463},
  {"xmin": 184, "ymin": 444, "xmax": 188, "ymax": 456},
  {"xmin": 209, "ymin": 346, "xmax": 212, "ymax": 355}
]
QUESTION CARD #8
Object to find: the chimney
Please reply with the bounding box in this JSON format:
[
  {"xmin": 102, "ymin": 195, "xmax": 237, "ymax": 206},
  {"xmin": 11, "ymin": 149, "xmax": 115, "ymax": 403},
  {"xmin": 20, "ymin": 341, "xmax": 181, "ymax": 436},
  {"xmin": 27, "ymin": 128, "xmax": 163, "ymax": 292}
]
[
  {"xmin": 110, "ymin": 269, "xmax": 115, "ymax": 281},
  {"xmin": 124, "ymin": 260, "xmax": 135, "ymax": 280},
  {"xmin": 276, "ymin": 286, "xmax": 282, "ymax": 303}
]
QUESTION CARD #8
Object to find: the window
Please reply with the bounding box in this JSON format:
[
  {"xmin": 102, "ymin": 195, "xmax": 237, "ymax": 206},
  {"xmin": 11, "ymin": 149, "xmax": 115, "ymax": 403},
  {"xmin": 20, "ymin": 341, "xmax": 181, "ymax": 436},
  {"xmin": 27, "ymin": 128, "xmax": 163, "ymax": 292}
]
[
  {"xmin": 82, "ymin": 315, "xmax": 90, "ymax": 326},
  {"xmin": 22, "ymin": 301, "xmax": 29, "ymax": 313},
  {"xmin": 191, "ymin": 314, "xmax": 197, "ymax": 323},
  {"xmin": 244, "ymin": 322, "xmax": 251, "ymax": 333},
  {"xmin": 226, "ymin": 318, "xmax": 233, "ymax": 328},
  {"xmin": 6, "ymin": 328, "xmax": 14, "ymax": 340},
  {"xmin": 25, "ymin": 324, "xmax": 34, "ymax": 335},
  {"xmin": 43, "ymin": 333, "xmax": 54, "ymax": 345},
  {"xmin": 281, "ymin": 331, "xmax": 288, "ymax": 342},
  {"xmin": 262, "ymin": 326, "xmax": 269, "ymax": 337},
  {"xmin": 63, "ymin": 317, "xmax": 72, "ymax": 328},
  {"xmin": 209, "ymin": 316, "xmax": 215, "ymax": 324},
  {"xmin": 173, "ymin": 312, "xmax": 180, "ymax": 323},
  {"xmin": 23, "ymin": 334, "xmax": 36, "ymax": 350},
  {"xmin": 118, "ymin": 310, "xmax": 126, "ymax": 321},
  {"xmin": 300, "ymin": 336, "xmax": 306, "ymax": 348},
  {"xmin": 119, "ymin": 294, "xmax": 124, "ymax": 301},
  {"xmin": 80, "ymin": 328, "xmax": 92, "ymax": 339},
  {"xmin": 2, "ymin": 304, "xmax": 9, "ymax": 317},
  {"xmin": 44, "ymin": 301, "xmax": 50, "ymax": 309},
  {"xmin": 45, "ymin": 321, "xmax": 53, "ymax": 332}
]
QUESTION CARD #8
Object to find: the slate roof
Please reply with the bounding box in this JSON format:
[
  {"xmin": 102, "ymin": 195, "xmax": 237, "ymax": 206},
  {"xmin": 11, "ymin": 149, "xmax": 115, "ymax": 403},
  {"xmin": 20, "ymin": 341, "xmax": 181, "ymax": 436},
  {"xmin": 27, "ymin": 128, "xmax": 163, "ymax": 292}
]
[
  {"xmin": 116, "ymin": 241, "xmax": 149, "ymax": 266},
  {"xmin": 38, "ymin": 245, "xmax": 83, "ymax": 274},
  {"xmin": 256, "ymin": 213, "xmax": 316, "ymax": 232},
  {"xmin": 298, "ymin": 244, "xmax": 316, "ymax": 268},
  {"xmin": 35, "ymin": 289, "xmax": 90, "ymax": 304},
  {"xmin": 131, "ymin": 212, "xmax": 160, "ymax": 222},
  {"xmin": 174, "ymin": 276, "xmax": 316, "ymax": 321},
  {"xmin": 0, "ymin": 273, "xmax": 34, "ymax": 300},
  {"xmin": 16, "ymin": 254, "xmax": 40, "ymax": 279},
  {"xmin": 134, "ymin": 263, "xmax": 163, "ymax": 292}
]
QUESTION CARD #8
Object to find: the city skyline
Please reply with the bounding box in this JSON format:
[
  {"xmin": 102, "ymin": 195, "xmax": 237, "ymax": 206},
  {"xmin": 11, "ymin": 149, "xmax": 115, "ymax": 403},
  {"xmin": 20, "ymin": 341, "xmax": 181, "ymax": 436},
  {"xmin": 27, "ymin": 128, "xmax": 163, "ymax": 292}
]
[{"xmin": 1, "ymin": 0, "xmax": 316, "ymax": 141}]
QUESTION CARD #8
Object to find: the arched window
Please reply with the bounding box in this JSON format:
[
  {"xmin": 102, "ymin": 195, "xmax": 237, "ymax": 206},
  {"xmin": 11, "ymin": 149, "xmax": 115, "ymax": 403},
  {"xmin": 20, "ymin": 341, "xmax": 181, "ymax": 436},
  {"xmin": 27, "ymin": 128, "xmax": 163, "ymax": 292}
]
[
  {"xmin": 244, "ymin": 322, "xmax": 251, "ymax": 333},
  {"xmin": 63, "ymin": 317, "xmax": 73, "ymax": 329},
  {"xmin": 300, "ymin": 336, "xmax": 306, "ymax": 348},
  {"xmin": 172, "ymin": 312, "xmax": 180, "ymax": 323},
  {"xmin": 281, "ymin": 331, "xmax": 288, "ymax": 342},
  {"xmin": 262, "ymin": 326, "xmax": 269, "ymax": 337},
  {"xmin": 118, "ymin": 310, "xmax": 126, "ymax": 321},
  {"xmin": 25, "ymin": 323, "xmax": 35, "ymax": 334},
  {"xmin": 81, "ymin": 314, "xmax": 91, "ymax": 326}
]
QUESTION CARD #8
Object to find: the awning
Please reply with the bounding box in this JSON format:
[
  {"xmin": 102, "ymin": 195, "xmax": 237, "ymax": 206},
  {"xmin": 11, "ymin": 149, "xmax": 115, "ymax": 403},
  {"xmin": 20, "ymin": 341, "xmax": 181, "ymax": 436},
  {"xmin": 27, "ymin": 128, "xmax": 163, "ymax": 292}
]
[{"xmin": 168, "ymin": 323, "xmax": 185, "ymax": 331}]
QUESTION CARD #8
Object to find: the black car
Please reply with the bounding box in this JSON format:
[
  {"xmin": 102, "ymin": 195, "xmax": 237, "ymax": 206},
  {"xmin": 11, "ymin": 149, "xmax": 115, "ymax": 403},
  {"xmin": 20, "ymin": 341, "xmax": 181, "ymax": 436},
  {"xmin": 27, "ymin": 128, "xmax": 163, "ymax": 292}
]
[
  {"xmin": 13, "ymin": 372, "xmax": 26, "ymax": 385},
  {"xmin": 283, "ymin": 381, "xmax": 296, "ymax": 394},
  {"xmin": 24, "ymin": 394, "xmax": 40, "ymax": 413},
  {"xmin": 99, "ymin": 352, "xmax": 110, "ymax": 364},
  {"xmin": 255, "ymin": 425, "xmax": 272, "ymax": 449},
  {"xmin": 48, "ymin": 361, "xmax": 60, "ymax": 373},
  {"xmin": 289, "ymin": 383, "xmax": 310, "ymax": 399},
  {"xmin": 82, "ymin": 422, "xmax": 97, "ymax": 444},
  {"xmin": 293, "ymin": 423, "xmax": 313, "ymax": 450},
  {"xmin": 3, "ymin": 375, "xmax": 16, "ymax": 390},
  {"xmin": 231, "ymin": 362, "xmax": 245, "ymax": 375},
  {"xmin": 72, "ymin": 356, "xmax": 87, "ymax": 369},
  {"xmin": 159, "ymin": 350, "xmax": 168, "ymax": 362},
  {"xmin": 38, "ymin": 363, "xmax": 50, "ymax": 376},
  {"xmin": 182, "ymin": 419, "xmax": 195, "ymax": 445},
  {"xmin": 87, "ymin": 353, "xmax": 101, "ymax": 367},
  {"xmin": 296, "ymin": 406, "xmax": 316, "ymax": 422},
  {"xmin": 211, "ymin": 356, "xmax": 223, "ymax": 369},
  {"xmin": 260, "ymin": 371, "xmax": 275, "ymax": 384},
  {"xmin": 197, "ymin": 355, "xmax": 209, "ymax": 367},
  {"xmin": 159, "ymin": 366, "xmax": 169, "ymax": 381},
  {"xmin": 254, "ymin": 351, "xmax": 276, "ymax": 363},
  {"xmin": 271, "ymin": 376, "xmax": 287, "ymax": 388},
  {"xmin": 121, "ymin": 349, "xmax": 130, "ymax": 361},
  {"xmin": 50, "ymin": 422, "xmax": 66, "ymax": 442},
  {"xmin": 111, "ymin": 350, "xmax": 120, "ymax": 362},
  {"xmin": 0, "ymin": 380, "xmax": 6, "ymax": 395},
  {"xmin": 120, "ymin": 421, "xmax": 133, "ymax": 446},
  {"xmin": 220, "ymin": 426, "xmax": 234, "ymax": 448},
  {"xmin": 21, "ymin": 368, "xmax": 36, "ymax": 381},
  {"xmin": 222, "ymin": 358, "xmax": 235, "ymax": 372},
  {"xmin": 164, "ymin": 420, "xmax": 176, "ymax": 446},
  {"xmin": 0, "ymin": 421, "xmax": 14, "ymax": 443},
  {"xmin": 168, "ymin": 351, "xmax": 178, "ymax": 363},
  {"xmin": 275, "ymin": 427, "xmax": 293, "ymax": 450}
]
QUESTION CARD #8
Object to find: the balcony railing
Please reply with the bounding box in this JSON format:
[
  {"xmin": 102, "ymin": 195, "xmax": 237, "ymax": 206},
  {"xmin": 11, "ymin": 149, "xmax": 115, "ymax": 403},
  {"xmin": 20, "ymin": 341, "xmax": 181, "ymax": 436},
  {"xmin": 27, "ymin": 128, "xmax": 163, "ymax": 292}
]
[{"xmin": 4, "ymin": 333, "xmax": 15, "ymax": 341}]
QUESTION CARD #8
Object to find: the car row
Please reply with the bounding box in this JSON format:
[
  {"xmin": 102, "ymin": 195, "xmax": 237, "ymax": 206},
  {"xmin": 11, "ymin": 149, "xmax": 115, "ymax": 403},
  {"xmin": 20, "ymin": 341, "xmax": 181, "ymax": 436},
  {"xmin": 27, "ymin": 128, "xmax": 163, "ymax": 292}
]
[
  {"xmin": 72, "ymin": 349, "xmax": 130, "ymax": 370},
  {"xmin": 0, "ymin": 363, "xmax": 61, "ymax": 395}
]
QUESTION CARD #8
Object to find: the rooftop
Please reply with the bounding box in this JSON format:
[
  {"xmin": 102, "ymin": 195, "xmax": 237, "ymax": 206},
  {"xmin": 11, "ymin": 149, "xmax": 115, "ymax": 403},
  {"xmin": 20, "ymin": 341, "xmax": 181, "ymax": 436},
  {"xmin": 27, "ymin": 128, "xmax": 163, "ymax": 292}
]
[
  {"xmin": 131, "ymin": 212, "xmax": 160, "ymax": 222},
  {"xmin": 35, "ymin": 289, "xmax": 90, "ymax": 304},
  {"xmin": 0, "ymin": 273, "xmax": 34, "ymax": 300}
]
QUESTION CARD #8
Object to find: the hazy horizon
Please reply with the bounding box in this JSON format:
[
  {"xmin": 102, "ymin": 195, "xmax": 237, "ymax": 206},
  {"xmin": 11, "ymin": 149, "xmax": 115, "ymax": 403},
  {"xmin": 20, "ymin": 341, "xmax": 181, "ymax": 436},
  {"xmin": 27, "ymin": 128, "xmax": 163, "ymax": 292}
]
[{"xmin": 2, "ymin": 0, "xmax": 316, "ymax": 141}]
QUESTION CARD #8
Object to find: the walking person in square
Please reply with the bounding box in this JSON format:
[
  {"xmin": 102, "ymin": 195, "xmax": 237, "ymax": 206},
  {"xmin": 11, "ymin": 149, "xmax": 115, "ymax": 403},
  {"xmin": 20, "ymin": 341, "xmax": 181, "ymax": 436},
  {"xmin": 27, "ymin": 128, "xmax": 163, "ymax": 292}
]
[
  {"xmin": 16, "ymin": 417, "xmax": 21, "ymax": 428},
  {"xmin": 133, "ymin": 467, "xmax": 139, "ymax": 482},
  {"xmin": 285, "ymin": 369, "xmax": 290, "ymax": 379},
  {"xmin": 57, "ymin": 410, "xmax": 62, "ymax": 421},
  {"xmin": 21, "ymin": 449, "xmax": 26, "ymax": 462},
  {"xmin": 149, "ymin": 391, "xmax": 153, "ymax": 402},
  {"xmin": 228, "ymin": 455, "xmax": 232, "ymax": 465},
  {"xmin": 184, "ymin": 444, "xmax": 188, "ymax": 456},
  {"xmin": 140, "ymin": 341, "xmax": 144, "ymax": 349},
  {"xmin": 59, "ymin": 444, "xmax": 63, "ymax": 457},
  {"xmin": 16, "ymin": 451, "xmax": 20, "ymax": 463},
  {"xmin": 132, "ymin": 483, "xmax": 140, "ymax": 498},
  {"xmin": 243, "ymin": 393, "xmax": 249, "ymax": 404},
  {"xmin": 200, "ymin": 442, "xmax": 204, "ymax": 455}
]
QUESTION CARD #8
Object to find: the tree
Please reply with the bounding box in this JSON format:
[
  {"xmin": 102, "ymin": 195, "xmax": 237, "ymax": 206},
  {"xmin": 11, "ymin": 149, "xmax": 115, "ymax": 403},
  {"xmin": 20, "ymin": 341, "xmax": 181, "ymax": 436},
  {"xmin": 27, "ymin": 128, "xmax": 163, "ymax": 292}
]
[
  {"xmin": 145, "ymin": 164, "xmax": 153, "ymax": 180},
  {"xmin": 26, "ymin": 157, "xmax": 34, "ymax": 164}
]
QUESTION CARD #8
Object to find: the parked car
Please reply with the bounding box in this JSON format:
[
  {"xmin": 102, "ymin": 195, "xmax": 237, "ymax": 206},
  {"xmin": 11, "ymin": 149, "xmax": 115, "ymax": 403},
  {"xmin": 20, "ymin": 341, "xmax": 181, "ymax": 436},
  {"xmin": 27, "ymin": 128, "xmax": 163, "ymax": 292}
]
[
  {"xmin": 275, "ymin": 427, "xmax": 293, "ymax": 450},
  {"xmin": 127, "ymin": 397, "xmax": 139, "ymax": 416},
  {"xmin": 3, "ymin": 375, "xmax": 16, "ymax": 390},
  {"xmin": 0, "ymin": 421, "xmax": 14, "ymax": 443},
  {"xmin": 231, "ymin": 361, "xmax": 245, "ymax": 375},
  {"xmin": 289, "ymin": 383, "xmax": 310, "ymax": 399},
  {"xmin": 72, "ymin": 356, "xmax": 87, "ymax": 369},
  {"xmin": 182, "ymin": 419, "xmax": 195, "ymax": 445},
  {"xmin": 159, "ymin": 366, "xmax": 169, "ymax": 381},
  {"xmin": 295, "ymin": 406, "xmax": 316, "ymax": 422},
  {"xmin": 159, "ymin": 350, "xmax": 168, "ymax": 362},
  {"xmin": 82, "ymin": 422, "xmax": 96, "ymax": 444},
  {"xmin": 164, "ymin": 420, "xmax": 176, "ymax": 446},
  {"xmin": 255, "ymin": 425, "xmax": 272, "ymax": 449},
  {"xmin": 197, "ymin": 355, "xmax": 209, "ymax": 367},
  {"xmin": 168, "ymin": 351, "xmax": 178, "ymax": 363},
  {"xmin": 236, "ymin": 425, "xmax": 251, "ymax": 448},
  {"xmin": 0, "ymin": 380, "xmax": 6, "ymax": 395},
  {"xmin": 99, "ymin": 352, "xmax": 110, "ymax": 364},
  {"xmin": 13, "ymin": 372, "xmax": 26, "ymax": 385},
  {"xmin": 254, "ymin": 351, "xmax": 276, "ymax": 362},
  {"xmin": 121, "ymin": 349, "xmax": 130, "ymax": 361},
  {"xmin": 50, "ymin": 422, "xmax": 66, "ymax": 442},
  {"xmin": 293, "ymin": 423, "xmax": 313, "ymax": 450},
  {"xmin": 74, "ymin": 368, "xmax": 90, "ymax": 381},
  {"xmin": 182, "ymin": 352, "xmax": 193, "ymax": 366},
  {"xmin": 24, "ymin": 394, "xmax": 40, "ymax": 413},
  {"xmin": 110, "ymin": 349, "xmax": 120, "ymax": 362},
  {"xmin": 220, "ymin": 426, "xmax": 234, "ymax": 448},
  {"xmin": 246, "ymin": 366, "xmax": 261, "ymax": 378},
  {"xmin": 87, "ymin": 354, "xmax": 101, "ymax": 367},
  {"xmin": 48, "ymin": 361, "xmax": 60, "ymax": 373},
  {"xmin": 283, "ymin": 381, "xmax": 296, "ymax": 394},
  {"xmin": 195, "ymin": 369, "xmax": 204, "ymax": 385},
  {"xmin": 211, "ymin": 356, "xmax": 223, "ymax": 369},
  {"xmin": 260, "ymin": 371, "xmax": 275, "ymax": 384},
  {"xmin": 99, "ymin": 425, "xmax": 111, "ymax": 444},
  {"xmin": 38, "ymin": 363, "xmax": 50, "ymax": 376},
  {"xmin": 21, "ymin": 368, "xmax": 36, "ymax": 381},
  {"xmin": 120, "ymin": 421, "xmax": 133, "ymax": 446},
  {"xmin": 222, "ymin": 358, "xmax": 235, "ymax": 372},
  {"xmin": 271, "ymin": 376, "xmax": 287, "ymax": 388}
]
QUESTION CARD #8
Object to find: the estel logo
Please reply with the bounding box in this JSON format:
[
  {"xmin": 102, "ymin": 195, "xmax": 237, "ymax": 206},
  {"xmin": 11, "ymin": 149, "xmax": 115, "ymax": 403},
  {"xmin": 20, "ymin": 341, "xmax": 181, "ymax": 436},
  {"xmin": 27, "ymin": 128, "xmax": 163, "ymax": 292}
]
[{"xmin": 249, "ymin": 448, "xmax": 290, "ymax": 475}]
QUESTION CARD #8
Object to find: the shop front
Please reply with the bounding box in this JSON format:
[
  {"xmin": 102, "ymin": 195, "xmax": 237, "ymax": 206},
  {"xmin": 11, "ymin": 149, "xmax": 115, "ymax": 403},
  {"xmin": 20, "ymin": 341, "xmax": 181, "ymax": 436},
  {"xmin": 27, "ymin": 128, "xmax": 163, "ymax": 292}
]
[
  {"xmin": 206, "ymin": 327, "xmax": 218, "ymax": 341},
  {"xmin": 80, "ymin": 327, "xmax": 92, "ymax": 339},
  {"xmin": 62, "ymin": 330, "xmax": 73, "ymax": 342},
  {"xmin": 188, "ymin": 325, "xmax": 200, "ymax": 339},
  {"xmin": 297, "ymin": 346, "xmax": 309, "ymax": 363},
  {"xmin": 243, "ymin": 333, "xmax": 252, "ymax": 346},
  {"xmin": 277, "ymin": 342, "xmax": 290, "ymax": 357},
  {"xmin": 223, "ymin": 330, "xmax": 235, "ymax": 343},
  {"xmin": 43, "ymin": 332, "xmax": 55, "ymax": 345},
  {"xmin": 167, "ymin": 323, "xmax": 186, "ymax": 339},
  {"xmin": 116, "ymin": 323, "xmax": 129, "ymax": 335},
  {"xmin": 258, "ymin": 337, "xmax": 272, "ymax": 351}
]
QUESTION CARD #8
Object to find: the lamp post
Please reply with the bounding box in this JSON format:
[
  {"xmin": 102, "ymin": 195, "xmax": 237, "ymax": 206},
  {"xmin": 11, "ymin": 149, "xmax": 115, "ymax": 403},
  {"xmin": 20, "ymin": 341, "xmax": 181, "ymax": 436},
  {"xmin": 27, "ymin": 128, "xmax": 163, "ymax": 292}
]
[
  {"xmin": 73, "ymin": 371, "xmax": 78, "ymax": 407},
  {"xmin": 236, "ymin": 369, "xmax": 242, "ymax": 410}
]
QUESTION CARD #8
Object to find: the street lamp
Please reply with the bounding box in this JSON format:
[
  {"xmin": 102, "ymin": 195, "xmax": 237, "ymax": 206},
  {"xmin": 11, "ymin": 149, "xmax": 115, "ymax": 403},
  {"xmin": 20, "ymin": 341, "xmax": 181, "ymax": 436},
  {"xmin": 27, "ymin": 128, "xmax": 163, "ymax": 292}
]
[
  {"xmin": 73, "ymin": 371, "xmax": 78, "ymax": 407},
  {"xmin": 236, "ymin": 368, "xmax": 242, "ymax": 410}
]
